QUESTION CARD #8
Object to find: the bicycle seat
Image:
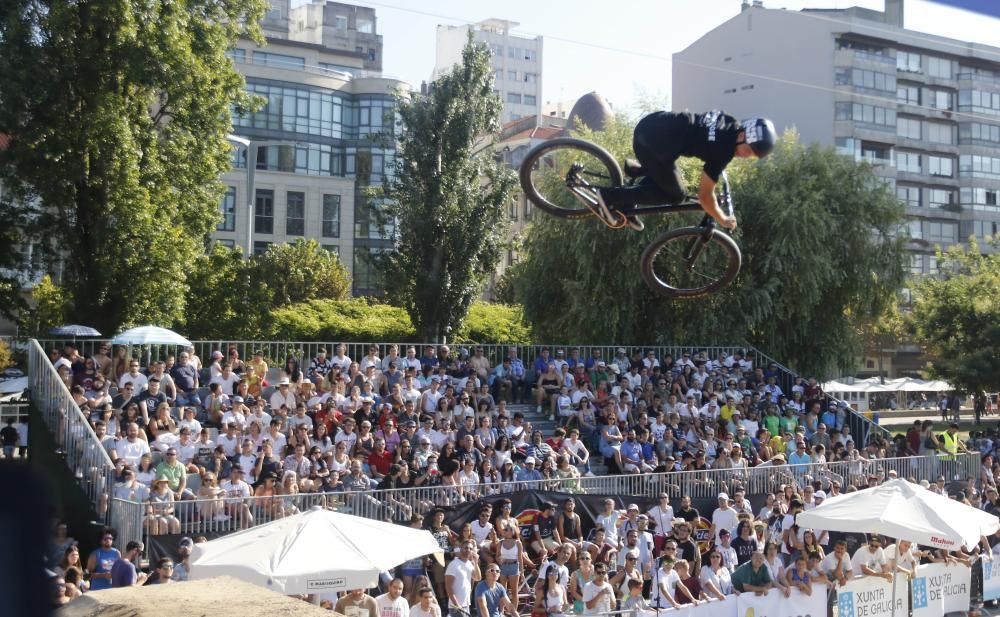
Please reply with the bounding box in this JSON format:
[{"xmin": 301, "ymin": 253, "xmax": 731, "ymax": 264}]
[{"xmin": 623, "ymin": 158, "xmax": 643, "ymax": 178}]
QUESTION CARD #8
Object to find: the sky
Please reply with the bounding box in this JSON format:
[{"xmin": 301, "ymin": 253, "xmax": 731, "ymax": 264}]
[{"xmin": 344, "ymin": 0, "xmax": 1000, "ymax": 117}]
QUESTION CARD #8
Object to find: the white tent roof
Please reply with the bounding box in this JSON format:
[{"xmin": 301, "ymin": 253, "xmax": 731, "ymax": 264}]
[
  {"xmin": 822, "ymin": 377, "xmax": 953, "ymax": 393},
  {"xmin": 189, "ymin": 507, "xmax": 442, "ymax": 594},
  {"xmin": 796, "ymin": 478, "xmax": 999, "ymax": 550},
  {"xmin": 111, "ymin": 325, "xmax": 192, "ymax": 346}
]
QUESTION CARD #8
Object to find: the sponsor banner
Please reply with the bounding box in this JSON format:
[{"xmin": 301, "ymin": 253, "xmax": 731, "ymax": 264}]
[
  {"xmin": 637, "ymin": 595, "xmax": 737, "ymax": 617},
  {"xmin": 735, "ymin": 586, "xmax": 827, "ymax": 617},
  {"xmin": 911, "ymin": 562, "xmax": 972, "ymax": 617},
  {"xmin": 983, "ymin": 555, "xmax": 1000, "ymax": 602},
  {"xmin": 837, "ymin": 575, "xmax": 908, "ymax": 617}
]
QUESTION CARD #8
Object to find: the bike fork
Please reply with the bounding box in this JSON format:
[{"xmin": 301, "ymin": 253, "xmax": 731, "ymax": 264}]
[{"xmin": 682, "ymin": 217, "xmax": 716, "ymax": 269}]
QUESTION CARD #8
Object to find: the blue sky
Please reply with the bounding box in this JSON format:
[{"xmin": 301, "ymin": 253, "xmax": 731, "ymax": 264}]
[{"xmin": 352, "ymin": 0, "xmax": 1000, "ymax": 117}]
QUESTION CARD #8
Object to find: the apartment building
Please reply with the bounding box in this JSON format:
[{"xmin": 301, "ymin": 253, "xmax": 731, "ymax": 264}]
[
  {"xmin": 434, "ymin": 19, "xmax": 543, "ymax": 125},
  {"xmin": 219, "ymin": 0, "xmax": 408, "ymax": 295}
]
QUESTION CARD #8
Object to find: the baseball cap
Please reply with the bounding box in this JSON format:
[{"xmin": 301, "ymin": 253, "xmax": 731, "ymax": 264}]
[
  {"xmin": 524, "ymin": 456, "xmax": 537, "ymax": 465},
  {"xmin": 178, "ymin": 537, "xmax": 194, "ymax": 550},
  {"xmin": 814, "ymin": 490, "xmax": 827, "ymax": 500},
  {"xmin": 718, "ymin": 492, "xmax": 730, "ymax": 501}
]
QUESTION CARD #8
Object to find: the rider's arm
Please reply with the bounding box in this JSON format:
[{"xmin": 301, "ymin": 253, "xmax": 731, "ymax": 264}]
[{"xmin": 697, "ymin": 172, "xmax": 736, "ymax": 230}]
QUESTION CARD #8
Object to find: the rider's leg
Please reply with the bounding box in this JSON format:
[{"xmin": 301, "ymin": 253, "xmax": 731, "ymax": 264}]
[{"xmin": 598, "ymin": 140, "xmax": 686, "ymax": 208}]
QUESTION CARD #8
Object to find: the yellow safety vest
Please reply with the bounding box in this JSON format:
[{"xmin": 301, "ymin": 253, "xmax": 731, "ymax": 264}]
[{"xmin": 940, "ymin": 432, "xmax": 958, "ymax": 461}]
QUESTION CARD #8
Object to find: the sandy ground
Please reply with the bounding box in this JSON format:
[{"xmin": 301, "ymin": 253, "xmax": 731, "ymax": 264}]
[{"xmin": 57, "ymin": 576, "xmax": 340, "ymax": 617}]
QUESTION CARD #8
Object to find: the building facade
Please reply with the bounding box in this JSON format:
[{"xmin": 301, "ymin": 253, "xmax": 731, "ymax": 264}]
[
  {"xmin": 672, "ymin": 0, "xmax": 1000, "ymax": 375},
  {"xmin": 217, "ymin": 0, "xmax": 407, "ymax": 296},
  {"xmin": 434, "ymin": 19, "xmax": 543, "ymax": 125}
]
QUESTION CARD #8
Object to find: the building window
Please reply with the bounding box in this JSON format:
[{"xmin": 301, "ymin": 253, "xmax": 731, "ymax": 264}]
[
  {"xmin": 927, "ymin": 156, "xmax": 954, "ymax": 178},
  {"xmin": 834, "ymin": 102, "xmax": 895, "ymax": 127},
  {"xmin": 507, "ymin": 70, "xmax": 518, "ymax": 81},
  {"xmin": 218, "ymin": 186, "xmax": 237, "ymax": 232},
  {"xmin": 507, "ymin": 46, "xmax": 521, "ymax": 60},
  {"xmin": 322, "ymin": 244, "xmax": 340, "ymax": 256},
  {"xmin": 958, "ymin": 90, "xmax": 1000, "ymax": 115},
  {"xmin": 896, "ymin": 185, "xmax": 921, "ymax": 208},
  {"xmin": 524, "ymin": 95, "xmax": 536, "ymax": 106},
  {"xmin": 253, "ymin": 241, "xmax": 272, "ymax": 256},
  {"xmin": 255, "ymin": 189, "xmax": 274, "ymax": 234},
  {"xmin": 923, "ymin": 221, "xmax": 957, "ymax": 243},
  {"xmin": 960, "ymin": 155, "xmax": 1000, "ymax": 179},
  {"xmin": 494, "ymin": 69, "xmax": 502, "ymax": 81},
  {"xmin": 322, "ymin": 194, "xmax": 341, "ymax": 238},
  {"xmin": 236, "ymin": 81, "xmax": 350, "ymax": 140},
  {"xmin": 524, "ymin": 49, "xmax": 537, "ymax": 61},
  {"xmin": 928, "ymin": 189, "xmax": 955, "ymax": 209},
  {"xmin": 835, "ymin": 68, "xmax": 895, "ymax": 92},
  {"xmin": 961, "ymin": 187, "xmax": 1000, "ymax": 212},
  {"xmin": 970, "ymin": 220, "xmax": 998, "ymax": 239},
  {"xmin": 896, "ymin": 151, "xmax": 921, "ymax": 174},
  {"xmin": 489, "ymin": 43, "xmax": 503, "ymax": 56},
  {"xmin": 251, "ymin": 51, "xmax": 305, "ymax": 70},
  {"xmin": 896, "ymin": 84, "xmax": 920, "ymax": 105},
  {"xmin": 285, "ymin": 191, "xmax": 305, "ymax": 236},
  {"xmin": 896, "ymin": 50, "xmax": 921, "ymax": 73},
  {"xmin": 896, "ymin": 117, "xmax": 921, "ymax": 140},
  {"xmin": 226, "ymin": 48, "xmax": 246, "ymax": 64},
  {"xmin": 959, "ymin": 122, "xmax": 1000, "ymax": 146},
  {"xmin": 907, "ymin": 219, "xmax": 923, "ymax": 240},
  {"xmin": 925, "ymin": 121, "xmax": 954, "ymax": 145},
  {"xmin": 928, "ymin": 89, "xmax": 954, "ymax": 111},
  {"xmin": 217, "ymin": 239, "xmax": 236, "ymax": 249},
  {"xmin": 909, "ymin": 254, "xmax": 924, "ymax": 275},
  {"xmin": 506, "ymin": 92, "xmax": 522, "ymax": 104},
  {"xmin": 926, "ymin": 56, "xmax": 952, "ymax": 79},
  {"xmin": 357, "ymin": 17, "xmax": 373, "ymax": 34},
  {"xmin": 333, "ymin": 14, "xmax": 347, "ymax": 29},
  {"xmin": 525, "ymin": 72, "xmax": 538, "ymax": 83}
]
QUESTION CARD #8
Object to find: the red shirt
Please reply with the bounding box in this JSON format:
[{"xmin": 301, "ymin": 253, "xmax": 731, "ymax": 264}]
[{"xmin": 368, "ymin": 448, "xmax": 393, "ymax": 476}]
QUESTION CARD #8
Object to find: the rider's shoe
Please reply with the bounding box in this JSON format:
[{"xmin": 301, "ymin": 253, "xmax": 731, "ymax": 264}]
[
  {"xmin": 574, "ymin": 186, "xmax": 627, "ymax": 229},
  {"xmin": 625, "ymin": 214, "xmax": 644, "ymax": 232}
]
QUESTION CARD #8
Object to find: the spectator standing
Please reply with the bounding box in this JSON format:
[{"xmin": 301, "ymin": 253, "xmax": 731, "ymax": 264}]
[
  {"xmin": 474, "ymin": 565, "xmax": 518, "ymax": 617},
  {"xmin": 376, "ymin": 578, "xmax": 410, "ymax": 617},
  {"xmin": 446, "ymin": 540, "xmax": 481, "ymax": 617},
  {"xmin": 582, "ymin": 563, "xmax": 616, "ymax": 616},
  {"xmin": 86, "ymin": 530, "xmax": 121, "ymax": 591},
  {"xmin": 336, "ymin": 588, "xmax": 379, "ymax": 617},
  {"xmin": 1, "ymin": 418, "xmax": 18, "ymax": 458}
]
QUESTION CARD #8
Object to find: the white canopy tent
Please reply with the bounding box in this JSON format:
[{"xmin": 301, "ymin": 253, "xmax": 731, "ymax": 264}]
[
  {"xmin": 111, "ymin": 325, "xmax": 192, "ymax": 347},
  {"xmin": 189, "ymin": 507, "xmax": 443, "ymax": 594},
  {"xmin": 797, "ymin": 478, "xmax": 999, "ymax": 551},
  {"xmin": 822, "ymin": 377, "xmax": 954, "ymax": 411}
]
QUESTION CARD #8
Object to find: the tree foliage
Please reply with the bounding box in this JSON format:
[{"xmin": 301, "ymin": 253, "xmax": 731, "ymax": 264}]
[
  {"xmin": 252, "ymin": 239, "xmax": 351, "ymax": 307},
  {"xmin": 454, "ymin": 302, "xmax": 532, "ymax": 345},
  {"xmin": 268, "ymin": 298, "xmax": 416, "ymax": 341},
  {"xmin": 19, "ymin": 275, "xmax": 70, "ymax": 337},
  {"xmin": 182, "ymin": 244, "xmax": 270, "ymax": 340},
  {"xmin": 377, "ymin": 38, "xmax": 516, "ymax": 341},
  {"xmin": 910, "ymin": 239, "xmax": 1000, "ymax": 394},
  {"xmin": 0, "ymin": 0, "xmax": 266, "ymax": 334},
  {"xmin": 512, "ymin": 123, "xmax": 907, "ymax": 377}
]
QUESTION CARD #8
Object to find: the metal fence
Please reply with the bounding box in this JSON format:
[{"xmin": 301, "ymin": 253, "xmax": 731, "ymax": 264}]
[
  {"xmin": 119, "ymin": 451, "xmax": 979, "ymax": 552},
  {"xmin": 28, "ymin": 339, "xmax": 116, "ymax": 523}
]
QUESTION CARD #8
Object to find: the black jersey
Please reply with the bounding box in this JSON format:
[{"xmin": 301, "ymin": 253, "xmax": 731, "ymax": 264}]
[{"xmin": 635, "ymin": 110, "xmax": 741, "ymax": 182}]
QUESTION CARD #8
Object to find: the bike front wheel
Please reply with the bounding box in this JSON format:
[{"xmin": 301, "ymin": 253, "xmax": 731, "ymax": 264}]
[
  {"xmin": 518, "ymin": 137, "xmax": 623, "ymax": 219},
  {"xmin": 640, "ymin": 227, "xmax": 742, "ymax": 298}
]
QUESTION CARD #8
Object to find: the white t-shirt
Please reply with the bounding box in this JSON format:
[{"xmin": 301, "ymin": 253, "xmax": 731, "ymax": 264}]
[
  {"xmin": 471, "ymin": 520, "xmax": 494, "ymax": 544},
  {"xmin": 712, "ymin": 507, "xmax": 739, "ymax": 543},
  {"xmin": 652, "ymin": 567, "xmax": 680, "ymax": 608},
  {"xmin": 115, "ymin": 438, "xmax": 150, "ymax": 467},
  {"xmin": 700, "ymin": 566, "xmax": 733, "ymax": 595},
  {"xmin": 582, "ymin": 580, "xmax": 615, "ymax": 615},
  {"xmin": 647, "ymin": 504, "xmax": 674, "ymax": 536},
  {"xmin": 884, "ymin": 544, "xmax": 916, "ymax": 573},
  {"xmin": 375, "ymin": 593, "xmax": 410, "ymax": 617},
  {"xmin": 851, "ymin": 546, "xmax": 887, "ymax": 576},
  {"xmin": 445, "ymin": 557, "xmax": 475, "ymax": 607}
]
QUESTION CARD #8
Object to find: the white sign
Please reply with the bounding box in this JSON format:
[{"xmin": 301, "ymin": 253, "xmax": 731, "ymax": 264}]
[
  {"xmin": 637, "ymin": 595, "xmax": 737, "ymax": 617},
  {"xmin": 836, "ymin": 576, "xmax": 908, "ymax": 617},
  {"xmin": 735, "ymin": 586, "xmax": 828, "ymax": 617},
  {"xmin": 911, "ymin": 562, "xmax": 971, "ymax": 617},
  {"xmin": 983, "ymin": 555, "xmax": 1000, "ymax": 602}
]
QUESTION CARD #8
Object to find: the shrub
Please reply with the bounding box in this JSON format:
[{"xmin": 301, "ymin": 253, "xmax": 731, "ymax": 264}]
[
  {"xmin": 269, "ymin": 298, "xmax": 416, "ymax": 341},
  {"xmin": 454, "ymin": 302, "xmax": 532, "ymax": 345}
]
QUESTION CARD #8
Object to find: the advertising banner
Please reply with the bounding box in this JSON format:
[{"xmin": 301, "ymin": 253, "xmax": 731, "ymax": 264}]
[
  {"xmin": 637, "ymin": 594, "xmax": 737, "ymax": 617},
  {"xmin": 836, "ymin": 575, "xmax": 908, "ymax": 617},
  {"xmin": 983, "ymin": 555, "xmax": 1000, "ymax": 602},
  {"xmin": 911, "ymin": 562, "xmax": 971, "ymax": 617},
  {"xmin": 735, "ymin": 585, "xmax": 827, "ymax": 617}
]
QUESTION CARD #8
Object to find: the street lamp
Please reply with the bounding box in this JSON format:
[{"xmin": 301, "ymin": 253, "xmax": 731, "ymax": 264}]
[{"xmin": 226, "ymin": 134, "xmax": 256, "ymax": 258}]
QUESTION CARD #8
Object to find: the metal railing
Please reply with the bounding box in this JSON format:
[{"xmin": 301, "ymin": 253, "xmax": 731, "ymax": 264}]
[
  {"xmin": 28, "ymin": 339, "xmax": 115, "ymax": 522},
  {"xmin": 121, "ymin": 452, "xmax": 979, "ymax": 551}
]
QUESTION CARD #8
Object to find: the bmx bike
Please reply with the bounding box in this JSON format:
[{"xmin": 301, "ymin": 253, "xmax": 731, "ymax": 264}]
[{"xmin": 518, "ymin": 137, "xmax": 742, "ymax": 299}]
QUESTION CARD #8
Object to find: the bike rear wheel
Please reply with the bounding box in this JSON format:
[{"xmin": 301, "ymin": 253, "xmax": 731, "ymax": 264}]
[
  {"xmin": 640, "ymin": 226, "xmax": 742, "ymax": 298},
  {"xmin": 519, "ymin": 137, "xmax": 623, "ymax": 219}
]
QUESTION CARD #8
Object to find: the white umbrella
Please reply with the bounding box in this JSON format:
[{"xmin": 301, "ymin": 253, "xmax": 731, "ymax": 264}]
[
  {"xmin": 797, "ymin": 478, "xmax": 999, "ymax": 551},
  {"xmin": 189, "ymin": 507, "xmax": 442, "ymax": 594},
  {"xmin": 111, "ymin": 325, "xmax": 192, "ymax": 347}
]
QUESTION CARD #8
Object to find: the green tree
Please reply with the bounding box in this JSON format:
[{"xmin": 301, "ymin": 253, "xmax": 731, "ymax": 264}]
[
  {"xmin": 268, "ymin": 298, "xmax": 416, "ymax": 341},
  {"xmin": 910, "ymin": 239, "xmax": 1000, "ymax": 403},
  {"xmin": 0, "ymin": 199, "xmax": 28, "ymax": 322},
  {"xmin": 513, "ymin": 125, "xmax": 906, "ymax": 377},
  {"xmin": 20, "ymin": 275, "xmax": 70, "ymax": 337},
  {"xmin": 251, "ymin": 239, "xmax": 351, "ymax": 307},
  {"xmin": 377, "ymin": 39, "xmax": 516, "ymax": 342},
  {"xmin": 0, "ymin": 0, "xmax": 266, "ymax": 334},
  {"xmin": 182, "ymin": 244, "xmax": 270, "ymax": 340}
]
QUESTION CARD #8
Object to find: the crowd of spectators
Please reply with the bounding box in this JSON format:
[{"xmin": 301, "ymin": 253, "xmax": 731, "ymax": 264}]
[{"xmin": 44, "ymin": 340, "xmax": 992, "ymax": 613}]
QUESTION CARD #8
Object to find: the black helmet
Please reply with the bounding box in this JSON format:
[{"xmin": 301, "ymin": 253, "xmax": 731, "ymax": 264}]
[{"xmin": 740, "ymin": 117, "xmax": 777, "ymax": 157}]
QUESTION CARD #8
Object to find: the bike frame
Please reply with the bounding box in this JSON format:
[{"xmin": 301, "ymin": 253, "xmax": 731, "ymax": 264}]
[{"xmin": 571, "ymin": 171, "xmax": 734, "ymax": 222}]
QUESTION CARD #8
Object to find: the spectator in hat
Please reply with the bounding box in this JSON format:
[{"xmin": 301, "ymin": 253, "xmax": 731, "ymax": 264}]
[{"xmin": 515, "ymin": 457, "xmax": 543, "ymax": 484}]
